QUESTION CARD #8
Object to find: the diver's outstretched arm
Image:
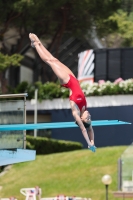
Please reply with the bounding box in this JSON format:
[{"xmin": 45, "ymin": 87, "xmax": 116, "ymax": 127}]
[
  {"xmin": 72, "ymin": 110, "xmax": 92, "ymax": 147},
  {"xmin": 88, "ymin": 126, "xmax": 94, "ymax": 145}
]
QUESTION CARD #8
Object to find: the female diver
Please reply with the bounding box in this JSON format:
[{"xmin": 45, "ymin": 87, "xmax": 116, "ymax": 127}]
[{"xmin": 29, "ymin": 33, "xmax": 96, "ymax": 152}]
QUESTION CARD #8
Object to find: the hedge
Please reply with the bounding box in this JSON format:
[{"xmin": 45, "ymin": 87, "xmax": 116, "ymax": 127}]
[
  {"xmin": 26, "ymin": 135, "xmax": 83, "ymax": 155},
  {"xmin": 8, "ymin": 78, "xmax": 133, "ymax": 101}
]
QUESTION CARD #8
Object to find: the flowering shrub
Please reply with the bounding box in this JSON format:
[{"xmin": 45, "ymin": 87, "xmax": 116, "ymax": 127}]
[
  {"xmin": 81, "ymin": 78, "xmax": 133, "ymax": 96},
  {"xmin": 9, "ymin": 78, "xmax": 133, "ymax": 101}
]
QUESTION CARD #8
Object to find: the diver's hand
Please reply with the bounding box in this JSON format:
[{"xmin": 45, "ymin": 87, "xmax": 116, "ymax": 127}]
[{"xmin": 90, "ymin": 140, "xmax": 94, "ymax": 146}]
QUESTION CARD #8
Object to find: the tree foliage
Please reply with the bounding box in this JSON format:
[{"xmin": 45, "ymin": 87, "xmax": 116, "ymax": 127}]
[
  {"xmin": 0, "ymin": 0, "xmax": 122, "ymax": 51},
  {"xmin": 2, "ymin": 1, "xmax": 133, "ymax": 49},
  {"xmin": 1, "ymin": 0, "xmax": 133, "ymax": 92},
  {"xmin": 121, "ymin": 0, "xmax": 133, "ymax": 15},
  {"xmin": 0, "ymin": 53, "xmax": 23, "ymax": 71},
  {"xmin": 106, "ymin": 10, "xmax": 133, "ymax": 46}
]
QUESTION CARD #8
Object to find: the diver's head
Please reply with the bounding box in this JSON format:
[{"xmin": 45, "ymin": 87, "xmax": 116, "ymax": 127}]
[
  {"xmin": 76, "ymin": 110, "xmax": 91, "ymax": 128},
  {"xmin": 81, "ymin": 110, "xmax": 91, "ymax": 124}
]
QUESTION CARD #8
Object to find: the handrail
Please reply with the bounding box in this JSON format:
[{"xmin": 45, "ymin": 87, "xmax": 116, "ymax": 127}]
[{"xmin": 0, "ymin": 93, "xmax": 28, "ymax": 98}]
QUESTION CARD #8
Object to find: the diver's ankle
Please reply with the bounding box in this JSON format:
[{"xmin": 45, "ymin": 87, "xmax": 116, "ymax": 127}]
[{"xmin": 31, "ymin": 41, "xmax": 41, "ymax": 48}]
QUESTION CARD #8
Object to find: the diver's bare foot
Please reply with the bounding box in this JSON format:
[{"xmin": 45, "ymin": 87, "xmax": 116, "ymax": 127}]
[{"xmin": 29, "ymin": 33, "xmax": 41, "ymax": 48}]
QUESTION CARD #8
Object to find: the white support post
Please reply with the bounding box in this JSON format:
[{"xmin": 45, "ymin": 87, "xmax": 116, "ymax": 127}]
[{"xmin": 34, "ymin": 89, "xmax": 38, "ymax": 137}]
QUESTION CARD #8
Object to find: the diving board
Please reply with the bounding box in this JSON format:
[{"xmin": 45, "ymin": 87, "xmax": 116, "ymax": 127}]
[{"xmin": 0, "ymin": 120, "xmax": 131, "ymax": 131}]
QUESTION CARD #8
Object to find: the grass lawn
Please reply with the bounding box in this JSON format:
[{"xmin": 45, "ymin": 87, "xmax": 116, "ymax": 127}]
[{"xmin": 0, "ymin": 146, "xmax": 127, "ymax": 200}]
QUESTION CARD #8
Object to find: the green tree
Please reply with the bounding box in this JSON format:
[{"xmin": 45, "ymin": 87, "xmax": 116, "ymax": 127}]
[
  {"xmin": 0, "ymin": 53, "xmax": 23, "ymax": 93},
  {"xmin": 0, "ymin": 0, "xmax": 122, "ymax": 54},
  {"xmin": 0, "ymin": 53, "xmax": 23, "ymax": 71},
  {"xmin": 104, "ymin": 10, "xmax": 133, "ymax": 47},
  {"xmin": 0, "ymin": 0, "xmax": 124, "ymax": 89},
  {"xmin": 121, "ymin": 0, "xmax": 133, "ymax": 16}
]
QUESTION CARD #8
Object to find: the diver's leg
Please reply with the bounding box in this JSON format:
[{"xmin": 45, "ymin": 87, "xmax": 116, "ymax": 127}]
[{"xmin": 29, "ymin": 33, "xmax": 76, "ymax": 81}]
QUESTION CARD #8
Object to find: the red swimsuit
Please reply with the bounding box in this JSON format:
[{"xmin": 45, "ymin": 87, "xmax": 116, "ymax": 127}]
[{"xmin": 62, "ymin": 74, "xmax": 87, "ymax": 111}]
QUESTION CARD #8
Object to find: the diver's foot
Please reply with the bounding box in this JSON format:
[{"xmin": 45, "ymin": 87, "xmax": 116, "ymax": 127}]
[{"xmin": 29, "ymin": 33, "xmax": 41, "ymax": 48}]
